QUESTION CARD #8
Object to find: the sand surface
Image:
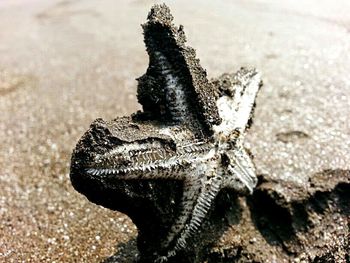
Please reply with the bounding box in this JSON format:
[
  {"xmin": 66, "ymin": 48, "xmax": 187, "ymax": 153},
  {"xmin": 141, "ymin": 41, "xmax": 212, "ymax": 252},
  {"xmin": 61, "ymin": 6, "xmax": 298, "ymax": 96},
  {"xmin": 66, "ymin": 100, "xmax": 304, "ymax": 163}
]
[{"xmin": 0, "ymin": 0, "xmax": 349, "ymax": 262}]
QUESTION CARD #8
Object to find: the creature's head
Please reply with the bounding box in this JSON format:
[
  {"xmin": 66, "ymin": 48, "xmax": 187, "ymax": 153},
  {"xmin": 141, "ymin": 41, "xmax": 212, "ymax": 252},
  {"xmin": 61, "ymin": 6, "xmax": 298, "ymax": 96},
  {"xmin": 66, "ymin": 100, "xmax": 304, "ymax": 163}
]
[
  {"xmin": 70, "ymin": 117, "xmax": 179, "ymax": 194},
  {"xmin": 69, "ymin": 117, "xmax": 185, "ymax": 234}
]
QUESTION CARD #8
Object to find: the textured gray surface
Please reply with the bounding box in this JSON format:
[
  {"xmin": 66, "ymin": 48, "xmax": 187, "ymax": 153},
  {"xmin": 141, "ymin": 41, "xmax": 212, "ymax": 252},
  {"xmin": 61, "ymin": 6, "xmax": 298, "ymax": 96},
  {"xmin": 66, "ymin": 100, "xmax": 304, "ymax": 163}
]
[{"xmin": 0, "ymin": 0, "xmax": 349, "ymax": 262}]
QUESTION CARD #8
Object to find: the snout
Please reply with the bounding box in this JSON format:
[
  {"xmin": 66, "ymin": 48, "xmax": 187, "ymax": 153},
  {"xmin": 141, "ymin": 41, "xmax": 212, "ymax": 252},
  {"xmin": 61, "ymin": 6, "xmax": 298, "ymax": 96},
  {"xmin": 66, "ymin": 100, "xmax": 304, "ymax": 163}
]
[{"xmin": 69, "ymin": 118, "xmax": 114, "ymax": 195}]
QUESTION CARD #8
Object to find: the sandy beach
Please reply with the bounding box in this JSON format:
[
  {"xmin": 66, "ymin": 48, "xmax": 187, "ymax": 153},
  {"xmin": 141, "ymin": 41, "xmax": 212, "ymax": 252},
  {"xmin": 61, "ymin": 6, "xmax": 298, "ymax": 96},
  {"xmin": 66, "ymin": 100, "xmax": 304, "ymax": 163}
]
[{"xmin": 0, "ymin": 0, "xmax": 349, "ymax": 262}]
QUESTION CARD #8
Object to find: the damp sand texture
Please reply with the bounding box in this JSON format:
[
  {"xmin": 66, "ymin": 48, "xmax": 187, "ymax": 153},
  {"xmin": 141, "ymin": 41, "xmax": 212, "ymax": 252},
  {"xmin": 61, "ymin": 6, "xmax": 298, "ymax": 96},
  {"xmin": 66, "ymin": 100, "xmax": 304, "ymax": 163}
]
[{"xmin": 0, "ymin": 0, "xmax": 350, "ymax": 262}]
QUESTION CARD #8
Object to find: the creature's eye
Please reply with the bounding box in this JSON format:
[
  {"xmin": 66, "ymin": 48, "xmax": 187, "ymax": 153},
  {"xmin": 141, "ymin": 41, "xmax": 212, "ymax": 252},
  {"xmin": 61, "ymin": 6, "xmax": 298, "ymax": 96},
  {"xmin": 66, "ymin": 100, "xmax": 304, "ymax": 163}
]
[{"xmin": 221, "ymin": 153, "xmax": 230, "ymax": 167}]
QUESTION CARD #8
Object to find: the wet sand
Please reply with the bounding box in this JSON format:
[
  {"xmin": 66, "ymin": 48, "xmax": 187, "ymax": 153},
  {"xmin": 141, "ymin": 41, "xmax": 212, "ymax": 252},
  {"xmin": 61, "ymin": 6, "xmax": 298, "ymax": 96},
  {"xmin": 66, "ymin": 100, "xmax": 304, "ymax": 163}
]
[{"xmin": 0, "ymin": 0, "xmax": 349, "ymax": 262}]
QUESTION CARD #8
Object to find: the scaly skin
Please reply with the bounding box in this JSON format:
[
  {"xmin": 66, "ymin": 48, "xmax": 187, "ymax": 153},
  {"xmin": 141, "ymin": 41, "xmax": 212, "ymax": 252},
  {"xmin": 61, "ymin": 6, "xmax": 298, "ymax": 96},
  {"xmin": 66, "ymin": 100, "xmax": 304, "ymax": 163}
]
[{"xmin": 70, "ymin": 4, "xmax": 262, "ymax": 262}]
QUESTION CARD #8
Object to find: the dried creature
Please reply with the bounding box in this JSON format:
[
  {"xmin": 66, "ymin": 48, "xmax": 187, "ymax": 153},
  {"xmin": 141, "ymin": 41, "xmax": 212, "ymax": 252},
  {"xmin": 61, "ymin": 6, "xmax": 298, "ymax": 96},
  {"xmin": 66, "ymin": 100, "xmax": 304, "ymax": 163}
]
[{"xmin": 70, "ymin": 4, "xmax": 262, "ymax": 262}]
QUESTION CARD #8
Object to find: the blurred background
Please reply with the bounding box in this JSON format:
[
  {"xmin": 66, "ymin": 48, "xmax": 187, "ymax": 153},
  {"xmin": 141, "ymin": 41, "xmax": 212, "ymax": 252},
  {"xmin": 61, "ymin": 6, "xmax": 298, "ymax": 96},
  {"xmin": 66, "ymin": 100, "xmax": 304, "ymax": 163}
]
[{"xmin": 0, "ymin": 0, "xmax": 349, "ymax": 262}]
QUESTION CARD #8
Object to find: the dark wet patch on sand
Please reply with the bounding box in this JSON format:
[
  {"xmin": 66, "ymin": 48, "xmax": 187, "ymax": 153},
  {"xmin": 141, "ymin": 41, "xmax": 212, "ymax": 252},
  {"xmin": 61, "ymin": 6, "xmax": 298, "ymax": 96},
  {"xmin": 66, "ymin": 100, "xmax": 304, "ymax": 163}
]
[
  {"xmin": 276, "ymin": 130, "xmax": 310, "ymax": 143},
  {"xmin": 36, "ymin": 0, "xmax": 100, "ymax": 21},
  {"xmin": 0, "ymin": 70, "xmax": 34, "ymax": 96}
]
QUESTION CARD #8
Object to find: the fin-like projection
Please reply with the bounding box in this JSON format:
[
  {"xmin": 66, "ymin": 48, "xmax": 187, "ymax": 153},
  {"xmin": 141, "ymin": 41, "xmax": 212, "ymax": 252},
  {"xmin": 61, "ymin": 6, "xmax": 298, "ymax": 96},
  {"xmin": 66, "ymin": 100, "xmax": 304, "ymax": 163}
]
[
  {"xmin": 159, "ymin": 174, "xmax": 222, "ymax": 261},
  {"xmin": 213, "ymin": 68, "xmax": 262, "ymax": 139},
  {"xmin": 137, "ymin": 4, "xmax": 221, "ymax": 136},
  {"xmin": 163, "ymin": 177, "xmax": 202, "ymax": 248},
  {"xmin": 223, "ymin": 147, "xmax": 257, "ymax": 194}
]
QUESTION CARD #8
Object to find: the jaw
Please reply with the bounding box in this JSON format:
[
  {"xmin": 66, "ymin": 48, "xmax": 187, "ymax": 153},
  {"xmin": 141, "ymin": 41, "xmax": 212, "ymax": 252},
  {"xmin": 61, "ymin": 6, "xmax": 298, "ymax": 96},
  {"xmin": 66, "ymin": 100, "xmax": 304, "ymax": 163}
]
[
  {"xmin": 70, "ymin": 116, "xmax": 217, "ymax": 188},
  {"xmin": 82, "ymin": 141, "xmax": 217, "ymax": 181},
  {"xmin": 68, "ymin": 119, "xmax": 182, "ymax": 225},
  {"xmin": 69, "ymin": 118, "xmax": 197, "ymax": 247}
]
